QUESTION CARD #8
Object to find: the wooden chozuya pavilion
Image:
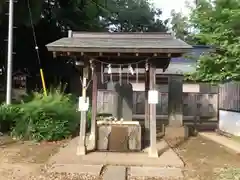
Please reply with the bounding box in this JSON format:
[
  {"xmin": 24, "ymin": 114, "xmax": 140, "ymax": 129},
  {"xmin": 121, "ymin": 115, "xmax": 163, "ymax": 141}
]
[{"xmin": 46, "ymin": 31, "xmax": 192, "ymax": 158}]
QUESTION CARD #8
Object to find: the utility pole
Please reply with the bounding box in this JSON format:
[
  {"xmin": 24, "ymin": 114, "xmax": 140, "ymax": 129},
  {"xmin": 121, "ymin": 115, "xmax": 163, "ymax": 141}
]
[{"xmin": 6, "ymin": 0, "xmax": 14, "ymax": 104}]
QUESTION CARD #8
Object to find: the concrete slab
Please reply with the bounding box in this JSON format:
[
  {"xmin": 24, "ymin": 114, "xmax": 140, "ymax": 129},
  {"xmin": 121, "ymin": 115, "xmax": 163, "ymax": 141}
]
[
  {"xmin": 79, "ymin": 150, "xmax": 184, "ymax": 167},
  {"xmin": 158, "ymin": 148, "xmax": 184, "ymax": 167},
  {"xmin": 130, "ymin": 166, "xmax": 183, "ymax": 179},
  {"xmin": 49, "ymin": 164, "xmax": 103, "ymax": 175},
  {"xmin": 142, "ymin": 139, "xmax": 168, "ymax": 153},
  {"xmin": 48, "ymin": 136, "xmax": 184, "ymax": 168},
  {"xmin": 103, "ymin": 166, "xmax": 126, "ymax": 180}
]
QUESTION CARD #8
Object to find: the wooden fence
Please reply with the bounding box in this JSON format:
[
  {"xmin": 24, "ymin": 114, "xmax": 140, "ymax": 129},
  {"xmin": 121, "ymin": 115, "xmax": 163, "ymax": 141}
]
[
  {"xmin": 219, "ymin": 82, "xmax": 240, "ymax": 112},
  {"xmin": 97, "ymin": 90, "xmax": 218, "ymax": 122}
]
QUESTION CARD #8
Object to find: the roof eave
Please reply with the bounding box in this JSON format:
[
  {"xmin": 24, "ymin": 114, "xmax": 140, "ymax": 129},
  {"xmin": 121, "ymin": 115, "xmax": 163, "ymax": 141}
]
[{"xmin": 46, "ymin": 45, "xmax": 192, "ymax": 54}]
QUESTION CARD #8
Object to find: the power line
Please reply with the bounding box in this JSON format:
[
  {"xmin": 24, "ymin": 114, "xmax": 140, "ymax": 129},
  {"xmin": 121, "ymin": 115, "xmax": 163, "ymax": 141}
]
[{"xmin": 27, "ymin": 0, "xmax": 41, "ymax": 66}]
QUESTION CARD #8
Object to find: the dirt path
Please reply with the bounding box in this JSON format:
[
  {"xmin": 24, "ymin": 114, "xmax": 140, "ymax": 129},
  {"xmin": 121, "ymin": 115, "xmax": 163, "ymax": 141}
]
[
  {"xmin": 175, "ymin": 136, "xmax": 240, "ymax": 180},
  {"xmin": 1, "ymin": 135, "xmax": 240, "ymax": 179}
]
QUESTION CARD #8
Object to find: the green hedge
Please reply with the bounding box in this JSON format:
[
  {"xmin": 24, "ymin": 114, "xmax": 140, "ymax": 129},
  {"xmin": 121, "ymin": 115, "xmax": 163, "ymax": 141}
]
[
  {"xmin": 0, "ymin": 90, "xmax": 92, "ymax": 142},
  {"xmin": 0, "ymin": 104, "xmax": 21, "ymax": 133}
]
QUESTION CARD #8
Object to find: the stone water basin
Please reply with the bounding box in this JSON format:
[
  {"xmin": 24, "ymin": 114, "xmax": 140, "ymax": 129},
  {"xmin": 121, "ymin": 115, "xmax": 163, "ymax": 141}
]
[{"xmin": 96, "ymin": 121, "xmax": 141, "ymax": 152}]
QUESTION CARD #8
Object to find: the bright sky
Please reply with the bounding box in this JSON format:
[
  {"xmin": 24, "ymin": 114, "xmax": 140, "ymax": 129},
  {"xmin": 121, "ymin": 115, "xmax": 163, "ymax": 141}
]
[{"xmin": 152, "ymin": 0, "xmax": 192, "ymax": 20}]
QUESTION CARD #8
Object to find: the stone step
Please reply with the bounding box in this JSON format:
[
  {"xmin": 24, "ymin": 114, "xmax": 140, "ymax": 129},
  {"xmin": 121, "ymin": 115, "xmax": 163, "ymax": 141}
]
[{"xmin": 103, "ymin": 166, "xmax": 127, "ymax": 180}]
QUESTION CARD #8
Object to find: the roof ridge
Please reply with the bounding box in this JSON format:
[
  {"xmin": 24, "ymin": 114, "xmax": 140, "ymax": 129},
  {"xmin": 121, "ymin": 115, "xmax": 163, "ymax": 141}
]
[
  {"xmin": 72, "ymin": 32, "xmax": 173, "ymax": 39},
  {"xmin": 72, "ymin": 31, "xmax": 171, "ymax": 34}
]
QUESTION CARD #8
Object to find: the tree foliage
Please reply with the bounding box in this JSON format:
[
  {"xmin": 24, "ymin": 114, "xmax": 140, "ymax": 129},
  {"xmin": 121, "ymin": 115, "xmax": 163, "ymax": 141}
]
[
  {"xmin": 0, "ymin": 0, "xmax": 167, "ymax": 31},
  {"xmin": 169, "ymin": 9, "xmax": 197, "ymax": 44},
  {"xmin": 187, "ymin": 0, "xmax": 240, "ymax": 82},
  {"xmin": 102, "ymin": 0, "xmax": 167, "ymax": 32},
  {"xmin": 170, "ymin": 10, "xmax": 190, "ymax": 41}
]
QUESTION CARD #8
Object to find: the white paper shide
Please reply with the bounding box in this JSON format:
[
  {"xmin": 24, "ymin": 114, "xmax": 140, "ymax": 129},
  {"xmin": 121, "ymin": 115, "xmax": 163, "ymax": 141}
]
[
  {"xmin": 78, "ymin": 96, "xmax": 89, "ymax": 111},
  {"xmin": 148, "ymin": 90, "xmax": 158, "ymax": 104}
]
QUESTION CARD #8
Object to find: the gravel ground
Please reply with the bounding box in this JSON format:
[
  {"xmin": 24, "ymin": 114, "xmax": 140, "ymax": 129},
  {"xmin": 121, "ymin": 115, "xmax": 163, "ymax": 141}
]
[
  {"xmin": 1, "ymin": 135, "xmax": 240, "ymax": 180},
  {"xmin": 24, "ymin": 164, "xmax": 103, "ymax": 180},
  {"xmin": 129, "ymin": 178, "xmax": 182, "ymax": 180}
]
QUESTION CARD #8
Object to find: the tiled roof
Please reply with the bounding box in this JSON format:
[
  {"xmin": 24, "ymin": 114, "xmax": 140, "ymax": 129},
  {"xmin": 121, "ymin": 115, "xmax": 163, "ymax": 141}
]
[{"xmin": 46, "ymin": 32, "xmax": 192, "ymax": 53}]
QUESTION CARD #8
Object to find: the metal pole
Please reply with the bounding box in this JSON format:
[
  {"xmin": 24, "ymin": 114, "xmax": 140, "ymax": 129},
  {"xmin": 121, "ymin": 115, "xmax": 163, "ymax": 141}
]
[{"xmin": 6, "ymin": 0, "xmax": 14, "ymax": 104}]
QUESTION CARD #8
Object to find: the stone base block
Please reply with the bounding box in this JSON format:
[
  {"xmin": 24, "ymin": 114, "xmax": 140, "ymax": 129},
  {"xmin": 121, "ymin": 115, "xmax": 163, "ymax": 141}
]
[
  {"xmin": 164, "ymin": 126, "xmax": 188, "ymax": 147},
  {"xmin": 97, "ymin": 122, "xmax": 141, "ymax": 151}
]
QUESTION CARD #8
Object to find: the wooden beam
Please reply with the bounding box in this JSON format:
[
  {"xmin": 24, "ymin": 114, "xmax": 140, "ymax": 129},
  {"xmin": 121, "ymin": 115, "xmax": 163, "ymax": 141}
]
[
  {"xmin": 83, "ymin": 52, "xmax": 176, "ymax": 58},
  {"xmin": 144, "ymin": 67, "xmax": 150, "ymax": 143},
  {"xmin": 90, "ymin": 63, "xmax": 98, "ymax": 150},
  {"xmin": 52, "ymin": 51, "xmax": 182, "ymax": 59}
]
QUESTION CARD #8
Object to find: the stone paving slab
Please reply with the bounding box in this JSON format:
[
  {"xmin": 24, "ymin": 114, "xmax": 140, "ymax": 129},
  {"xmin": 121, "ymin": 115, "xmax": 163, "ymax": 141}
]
[
  {"xmin": 103, "ymin": 166, "xmax": 126, "ymax": 180},
  {"xmin": 79, "ymin": 149, "xmax": 184, "ymax": 167},
  {"xmin": 49, "ymin": 164, "xmax": 103, "ymax": 175},
  {"xmin": 130, "ymin": 166, "xmax": 183, "ymax": 179}
]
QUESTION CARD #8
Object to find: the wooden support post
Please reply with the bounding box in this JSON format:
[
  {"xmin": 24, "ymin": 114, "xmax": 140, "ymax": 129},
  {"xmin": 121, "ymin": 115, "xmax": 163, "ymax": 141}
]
[
  {"xmin": 144, "ymin": 68, "xmax": 150, "ymax": 142},
  {"xmin": 148, "ymin": 64, "xmax": 158, "ymax": 158},
  {"xmin": 77, "ymin": 66, "xmax": 89, "ymax": 156},
  {"xmin": 168, "ymin": 75, "xmax": 183, "ymax": 126},
  {"xmin": 89, "ymin": 63, "xmax": 98, "ymax": 150}
]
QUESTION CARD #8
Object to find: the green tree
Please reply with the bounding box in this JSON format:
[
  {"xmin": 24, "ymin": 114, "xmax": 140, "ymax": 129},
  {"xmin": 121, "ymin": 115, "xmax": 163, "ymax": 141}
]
[
  {"xmin": 187, "ymin": 0, "xmax": 240, "ymax": 82},
  {"xmin": 0, "ymin": 0, "xmax": 107, "ymax": 29},
  {"xmin": 101, "ymin": 0, "xmax": 167, "ymax": 32},
  {"xmin": 0, "ymin": 0, "xmax": 43, "ymax": 26},
  {"xmin": 1, "ymin": 0, "xmax": 167, "ymax": 31},
  {"xmin": 170, "ymin": 10, "xmax": 189, "ymax": 40},
  {"xmin": 169, "ymin": 9, "xmax": 198, "ymax": 44}
]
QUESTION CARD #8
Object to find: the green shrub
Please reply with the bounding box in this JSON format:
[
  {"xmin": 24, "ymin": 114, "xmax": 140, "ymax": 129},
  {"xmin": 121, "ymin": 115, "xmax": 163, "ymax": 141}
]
[
  {"xmin": 0, "ymin": 104, "xmax": 21, "ymax": 133},
  {"xmin": 11, "ymin": 89, "xmax": 80, "ymax": 141}
]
